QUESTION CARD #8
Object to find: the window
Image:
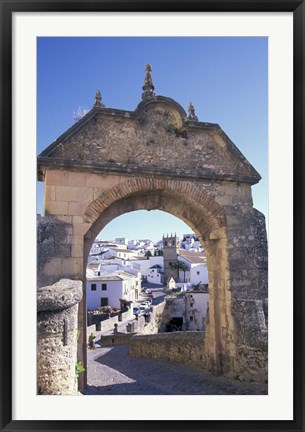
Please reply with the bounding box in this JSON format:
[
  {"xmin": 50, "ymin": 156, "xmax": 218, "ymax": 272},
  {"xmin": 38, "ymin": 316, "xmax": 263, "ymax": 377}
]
[
  {"xmin": 91, "ymin": 284, "xmax": 96, "ymax": 291},
  {"xmin": 190, "ymin": 316, "xmax": 194, "ymax": 322},
  {"xmin": 98, "ymin": 271, "xmax": 101, "ymax": 276},
  {"xmin": 102, "ymin": 283, "xmax": 107, "ymax": 291},
  {"xmin": 101, "ymin": 298, "xmax": 108, "ymax": 306},
  {"xmin": 197, "ymin": 271, "xmax": 200, "ymax": 275}
]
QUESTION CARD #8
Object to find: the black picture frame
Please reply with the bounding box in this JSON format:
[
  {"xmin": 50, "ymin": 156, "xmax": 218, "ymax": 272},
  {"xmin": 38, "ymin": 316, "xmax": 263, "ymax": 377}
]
[{"xmin": 1, "ymin": 1, "xmax": 304, "ymax": 431}]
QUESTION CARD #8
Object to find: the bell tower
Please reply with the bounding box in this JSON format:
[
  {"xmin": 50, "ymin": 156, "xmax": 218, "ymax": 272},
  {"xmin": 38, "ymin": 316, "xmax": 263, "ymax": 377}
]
[{"xmin": 163, "ymin": 233, "xmax": 180, "ymax": 282}]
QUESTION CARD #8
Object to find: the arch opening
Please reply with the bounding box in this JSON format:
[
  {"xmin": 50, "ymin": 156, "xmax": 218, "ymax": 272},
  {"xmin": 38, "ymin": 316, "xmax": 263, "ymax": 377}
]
[
  {"xmin": 81, "ymin": 185, "xmax": 235, "ymax": 390},
  {"xmin": 84, "ymin": 207, "xmax": 215, "ymax": 393}
]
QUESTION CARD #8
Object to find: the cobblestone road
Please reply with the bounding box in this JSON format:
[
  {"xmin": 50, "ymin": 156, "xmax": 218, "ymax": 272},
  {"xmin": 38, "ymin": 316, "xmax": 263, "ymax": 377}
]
[{"xmin": 83, "ymin": 344, "xmax": 267, "ymax": 395}]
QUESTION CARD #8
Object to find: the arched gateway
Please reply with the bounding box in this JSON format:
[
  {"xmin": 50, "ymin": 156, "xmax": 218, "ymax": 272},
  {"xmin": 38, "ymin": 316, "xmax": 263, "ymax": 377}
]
[{"xmin": 37, "ymin": 65, "xmax": 268, "ymax": 390}]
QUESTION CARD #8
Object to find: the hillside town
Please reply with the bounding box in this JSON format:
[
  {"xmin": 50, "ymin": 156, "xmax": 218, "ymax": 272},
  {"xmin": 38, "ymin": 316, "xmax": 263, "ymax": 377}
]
[{"xmin": 86, "ymin": 233, "xmax": 209, "ymax": 337}]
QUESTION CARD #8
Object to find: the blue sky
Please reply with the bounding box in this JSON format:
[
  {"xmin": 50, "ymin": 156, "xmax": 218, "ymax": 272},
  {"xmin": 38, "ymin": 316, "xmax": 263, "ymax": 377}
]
[{"xmin": 37, "ymin": 37, "xmax": 268, "ymax": 243}]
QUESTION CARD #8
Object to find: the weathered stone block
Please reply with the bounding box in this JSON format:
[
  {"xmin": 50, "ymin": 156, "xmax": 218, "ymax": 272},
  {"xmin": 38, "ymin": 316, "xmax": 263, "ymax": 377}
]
[
  {"xmin": 56, "ymin": 186, "xmax": 93, "ymax": 203},
  {"xmin": 44, "ymin": 185, "xmax": 55, "ymax": 201},
  {"xmin": 43, "ymin": 258, "xmax": 62, "ymax": 276},
  {"xmin": 215, "ymin": 195, "xmax": 233, "ymax": 206},
  {"xmin": 72, "ymin": 244, "xmax": 83, "ymax": 258},
  {"xmin": 73, "ymin": 222, "xmax": 91, "ymax": 237},
  {"xmin": 68, "ymin": 171, "xmax": 88, "ymax": 187},
  {"xmin": 72, "ymin": 215, "xmax": 83, "ymax": 224},
  {"xmin": 67, "ymin": 201, "xmax": 88, "ymax": 216},
  {"xmin": 46, "ymin": 170, "xmax": 69, "ymax": 186},
  {"xmin": 61, "ymin": 257, "xmax": 83, "ymax": 276},
  {"xmin": 45, "ymin": 200, "xmax": 68, "ymax": 216}
]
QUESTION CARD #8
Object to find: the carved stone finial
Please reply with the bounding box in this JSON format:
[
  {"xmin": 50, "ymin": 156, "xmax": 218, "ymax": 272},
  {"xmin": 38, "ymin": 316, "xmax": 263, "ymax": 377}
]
[
  {"xmin": 188, "ymin": 101, "xmax": 198, "ymax": 121},
  {"xmin": 93, "ymin": 90, "xmax": 105, "ymax": 108},
  {"xmin": 141, "ymin": 64, "xmax": 155, "ymax": 100}
]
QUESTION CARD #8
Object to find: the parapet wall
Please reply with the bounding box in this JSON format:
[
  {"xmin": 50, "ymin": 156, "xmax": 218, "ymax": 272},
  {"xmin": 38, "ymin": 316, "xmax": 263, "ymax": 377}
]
[
  {"xmin": 87, "ymin": 309, "xmax": 133, "ymax": 335},
  {"xmin": 129, "ymin": 331, "xmax": 205, "ymax": 368},
  {"xmin": 37, "ymin": 279, "xmax": 83, "ymax": 395}
]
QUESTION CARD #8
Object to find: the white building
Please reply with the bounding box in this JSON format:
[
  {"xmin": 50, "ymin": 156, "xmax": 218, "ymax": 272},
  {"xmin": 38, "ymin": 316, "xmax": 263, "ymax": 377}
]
[
  {"xmin": 97, "ymin": 261, "xmax": 123, "ymax": 275},
  {"xmin": 127, "ymin": 239, "xmax": 141, "ymax": 250},
  {"xmin": 86, "ymin": 270, "xmax": 141, "ymax": 311},
  {"xmin": 184, "ymin": 291, "xmax": 209, "ymax": 330},
  {"xmin": 87, "ymin": 250, "xmax": 110, "ymax": 264},
  {"xmin": 127, "ymin": 238, "xmax": 155, "ymax": 253},
  {"xmin": 181, "ymin": 234, "xmax": 204, "ymax": 252},
  {"xmin": 115, "ymin": 237, "xmax": 128, "ymax": 246},
  {"xmin": 147, "ymin": 264, "xmax": 163, "ymax": 285},
  {"xmin": 177, "ymin": 251, "xmax": 208, "ymax": 286},
  {"xmin": 126, "ymin": 256, "xmax": 164, "ymax": 280},
  {"xmin": 110, "ymin": 248, "xmax": 138, "ymax": 260}
]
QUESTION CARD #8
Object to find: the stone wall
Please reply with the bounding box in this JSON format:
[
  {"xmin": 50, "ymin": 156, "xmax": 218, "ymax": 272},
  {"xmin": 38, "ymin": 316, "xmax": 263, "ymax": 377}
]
[
  {"xmin": 87, "ymin": 309, "xmax": 132, "ymax": 335},
  {"xmin": 231, "ymin": 299, "xmax": 268, "ymax": 382},
  {"xmin": 99, "ymin": 333, "xmax": 136, "ymax": 346},
  {"xmin": 37, "ymin": 279, "xmax": 82, "ymax": 395},
  {"xmin": 129, "ymin": 332, "xmax": 205, "ymax": 368}
]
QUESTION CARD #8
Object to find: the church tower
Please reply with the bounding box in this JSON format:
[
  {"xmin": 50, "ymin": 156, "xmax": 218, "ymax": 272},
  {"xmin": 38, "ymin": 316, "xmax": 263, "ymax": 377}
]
[{"xmin": 163, "ymin": 233, "xmax": 180, "ymax": 282}]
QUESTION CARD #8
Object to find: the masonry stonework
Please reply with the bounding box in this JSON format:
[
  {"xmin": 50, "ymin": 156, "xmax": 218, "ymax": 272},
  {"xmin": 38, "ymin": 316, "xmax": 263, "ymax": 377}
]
[
  {"xmin": 129, "ymin": 332, "xmax": 206, "ymax": 368},
  {"xmin": 37, "ymin": 66, "xmax": 268, "ymax": 388},
  {"xmin": 37, "ymin": 279, "xmax": 82, "ymax": 395}
]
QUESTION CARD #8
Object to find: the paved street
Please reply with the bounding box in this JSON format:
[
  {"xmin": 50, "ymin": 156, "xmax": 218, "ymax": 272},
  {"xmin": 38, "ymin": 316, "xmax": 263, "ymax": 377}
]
[
  {"xmin": 84, "ymin": 344, "xmax": 267, "ymax": 396},
  {"xmin": 84, "ymin": 284, "xmax": 267, "ymax": 396}
]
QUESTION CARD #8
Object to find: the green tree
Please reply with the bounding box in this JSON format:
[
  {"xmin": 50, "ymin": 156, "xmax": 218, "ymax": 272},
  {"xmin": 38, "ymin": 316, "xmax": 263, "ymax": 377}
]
[
  {"xmin": 145, "ymin": 250, "xmax": 152, "ymax": 259},
  {"xmin": 171, "ymin": 260, "xmax": 189, "ymax": 283}
]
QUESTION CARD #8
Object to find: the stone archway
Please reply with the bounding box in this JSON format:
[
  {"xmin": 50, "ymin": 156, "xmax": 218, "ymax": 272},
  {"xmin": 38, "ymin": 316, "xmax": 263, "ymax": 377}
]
[
  {"xmin": 80, "ymin": 176, "xmax": 267, "ymax": 382},
  {"xmin": 83, "ymin": 179, "xmax": 229, "ymax": 373},
  {"xmin": 37, "ymin": 65, "xmax": 268, "ymax": 390}
]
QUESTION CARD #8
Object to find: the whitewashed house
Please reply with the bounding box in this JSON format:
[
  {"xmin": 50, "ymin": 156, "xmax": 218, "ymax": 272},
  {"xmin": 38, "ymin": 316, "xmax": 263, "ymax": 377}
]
[
  {"xmin": 86, "ymin": 270, "xmax": 141, "ymax": 310},
  {"xmin": 96, "ymin": 261, "xmax": 123, "ymax": 275},
  {"xmin": 147, "ymin": 264, "xmax": 163, "ymax": 285},
  {"xmin": 126, "ymin": 256, "xmax": 164, "ymax": 281},
  {"xmin": 87, "ymin": 249, "xmax": 111, "ymax": 264},
  {"xmin": 110, "ymin": 247, "xmax": 138, "ymax": 260},
  {"xmin": 177, "ymin": 251, "xmax": 208, "ymax": 286}
]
